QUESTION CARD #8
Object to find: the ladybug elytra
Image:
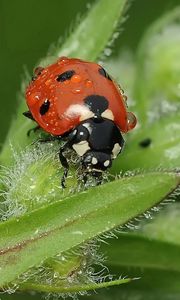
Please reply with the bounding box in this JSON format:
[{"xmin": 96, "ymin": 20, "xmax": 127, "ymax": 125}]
[{"xmin": 24, "ymin": 57, "xmax": 137, "ymax": 187}]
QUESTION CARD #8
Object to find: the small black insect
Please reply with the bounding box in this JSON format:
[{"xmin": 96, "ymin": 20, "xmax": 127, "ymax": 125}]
[{"xmin": 139, "ymin": 138, "xmax": 152, "ymax": 148}]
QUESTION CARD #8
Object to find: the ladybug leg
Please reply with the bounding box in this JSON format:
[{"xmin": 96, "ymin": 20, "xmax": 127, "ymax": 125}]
[
  {"xmin": 27, "ymin": 125, "xmax": 41, "ymax": 137},
  {"xmin": 23, "ymin": 110, "xmax": 41, "ymax": 137},
  {"xmin": 96, "ymin": 173, "xmax": 103, "ymax": 186},
  {"xmin": 38, "ymin": 136, "xmax": 59, "ymax": 143},
  {"xmin": 82, "ymin": 171, "xmax": 102, "ymax": 186},
  {"xmin": 92, "ymin": 171, "xmax": 103, "ymax": 186},
  {"xmin": 59, "ymin": 148, "xmax": 69, "ymax": 188},
  {"xmin": 59, "ymin": 130, "xmax": 77, "ymax": 188},
  {"xmin": 82, "ymin": 173, "xmax": 88, "ymax": 185}
]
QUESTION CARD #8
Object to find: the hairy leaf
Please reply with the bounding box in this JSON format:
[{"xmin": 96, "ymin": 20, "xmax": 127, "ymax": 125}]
[
  {"xmin": 18, "ymin": 278, "xmax": 132, "ymax": 294},
  {"xmin": 134, "ymin": 6, "xmax": 180, "ymax": 124},
  {"xmin": 111, "ymin": 112, "xmax": 180, "ymax": 173},
  {"xmin": 40, "ymin": 0, "xmax": 127, "ymax": 65},
  {"xmin": 0, "ymin": 172, "xmax": 178, "ymax": 287}
]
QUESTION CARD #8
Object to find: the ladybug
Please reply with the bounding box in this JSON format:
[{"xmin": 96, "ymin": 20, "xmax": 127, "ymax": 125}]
[{"xmin": 24, "ymin": 57, "xmax": 137, "ymax": 187}]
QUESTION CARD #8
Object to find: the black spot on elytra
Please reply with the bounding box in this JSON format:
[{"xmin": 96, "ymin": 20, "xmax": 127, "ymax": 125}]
[
  {"xmin": 98, "ymin": 67, "xmax": 112, "ymax": 81},
  {"xmin": 84, "ymin": 95, "xmax": 109, "ymax": 117},
  {"xmin": 56, "ymin": 70, "xmax": 75, "ymax": 82},
  {"xmin": 139, "ymin": 138, "xmax": 152, "ymax": 148},
  {"xmin": 40, "ymin": 99, "xmax": 50, "ymax": 115}
]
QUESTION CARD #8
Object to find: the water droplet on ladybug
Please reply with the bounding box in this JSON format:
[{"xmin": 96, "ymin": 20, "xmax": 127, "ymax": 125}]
[
  {"xmin": 50, "ymin": 119, "xmax": 54, "ymax": 125},
  {"xmin": 123, "ymin": 95, "xmax": 128, "ymax": 101},
  {"xmin": 127, "ymin": 112, "xmax": 137, "ymax": 130},
  {"xmin": 71, "ymin": 74, "xmax": 82, "ymax": 83},
  {"xmin": 41, "ymin": 74, "xmax": 47, "ymax": 79},
  {"xmin": 45, "ymin": 79, "xmax": 52, "ymax": 86},
  {"xmin": 64, "ymin": 80, "xmax": 70, "ymax": 85},
  {"xmin": 34, "ymin": 66, "xmax": 44, "ymax": 76},
  {"xmin": 28, "ymin": 92, "xmax": 41, "ymax": 105},
  {"xmin": 58, "ymin": 56, "xmax": 68, "ymax": 65},
  {"xmin": 85, "ymin": 80, "xmax": 93, "ymax": 88},
  {"xmin": 120, "ymin": 88, "xmax": 124, "ymax": 94},
  {"xmin": 71, "ymin": 88, "xmax": 82, "ymax": 94}
]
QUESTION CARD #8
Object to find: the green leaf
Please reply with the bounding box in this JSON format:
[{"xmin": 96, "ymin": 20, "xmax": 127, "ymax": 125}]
[
  {"xmin": 103, "ymin": 233, "xmax": 180, "ymax": 272},
  {"xmin": 100, "ymin": 204, "xmax": 180, "ymax": 296},
  {"xmin": 93, "ymin": 268, "xmax": 180, "ymax": 298},
  {"xmin": 0, "ymin": 92, "xmax": 33, "ymax": 167},
  {"xmin": 134, "ymin": 6, "xmax": 180, "ymax": 124},
  {"xmin": 104, "ymin": 51, "xmax": 136, "ymax": 98},
  {"xmin": 0, "ymin": 0, "xmax": 128, "ymax": 167},
  {"xmin": 0, "ymin": 144, "xmax": 76, "ymax": 216},
  {"xmin": 40, "ymin": 0, "xmax": 127, "ymax": 66},
  {"xmin": 101, "ymin": 210, "xmax": 180, "ymax": 299},
  {"xmin": 111, "ymin": 112, "xmax": 180, "ymax": 173},
  {"xmin": 141, "ymin": 203, "xmax": 180, "ymax": 245},
  {"xmin": 0, "ymin": 172, "xmax": 178, "ymax": 287},
  {"xmin": 18, "ymin": 278, "xmax": 132, "ymax": 294}
]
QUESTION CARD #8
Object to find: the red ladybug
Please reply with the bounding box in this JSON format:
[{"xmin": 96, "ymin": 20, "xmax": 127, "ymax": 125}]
[{"xmin": 24, "ymin": 57, "xmax": 137, "ymax": 187}]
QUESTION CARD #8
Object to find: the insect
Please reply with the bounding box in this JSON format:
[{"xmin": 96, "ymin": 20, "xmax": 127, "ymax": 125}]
[
  {"xmin": 24, "ymin": 57, "xmax": 137, "ymax": 187},
  {"xmin": 139, "ymin": 138, "xmax": 152, "ymax": 148}
]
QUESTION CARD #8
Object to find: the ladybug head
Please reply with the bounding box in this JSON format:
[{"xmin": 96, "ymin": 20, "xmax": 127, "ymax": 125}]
[{"xmin": 82, "ymin": 150, "xmax": 112, "ymax": 172}]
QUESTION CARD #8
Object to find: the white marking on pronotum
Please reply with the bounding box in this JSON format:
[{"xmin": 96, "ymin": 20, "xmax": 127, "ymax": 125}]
[
  {"xmin": 112, "ymin": 143, "xmax": 121, "ymax": 158},
  {"xmin": 80, "ymin": 110, "xmax": 94, "ymax": 121},
  {"xmin": 72, "ymin": 141, "xmax": 90, "ymax": 156},
  {"xmin": 101, "ymin": 109, "xmax": 114, "ymax": 120}
]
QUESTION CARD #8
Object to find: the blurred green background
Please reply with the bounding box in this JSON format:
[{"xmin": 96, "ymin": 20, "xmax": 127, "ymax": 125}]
[{"xmin": 0, "ymin": 0, "xmax": 180, "ymax": 148}]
